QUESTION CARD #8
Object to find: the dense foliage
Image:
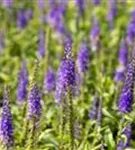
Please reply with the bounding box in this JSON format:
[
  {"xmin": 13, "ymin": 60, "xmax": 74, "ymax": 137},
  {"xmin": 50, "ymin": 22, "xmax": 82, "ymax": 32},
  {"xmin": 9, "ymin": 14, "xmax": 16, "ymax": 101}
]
[{"xmin": 0, "ymin": 0, "xmax": 135, "ymax": 150}]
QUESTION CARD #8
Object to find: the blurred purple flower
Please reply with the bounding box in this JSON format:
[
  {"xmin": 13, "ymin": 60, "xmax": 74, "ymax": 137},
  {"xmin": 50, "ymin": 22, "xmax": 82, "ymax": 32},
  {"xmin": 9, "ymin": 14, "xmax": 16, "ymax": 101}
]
[
  {"xmin": 38, "ymin": 0, "xmax": 45, "ymax": 9},
  {"xmin": 89, "ymin": 94, "xmax": 98, "ymax": 120},
  {"xmin": 55, "ymin": 40, "xmax": 76, "ymax": 103},
  {"xmin": 117, "ymin": 124, "xmax": 132, "ymax": 150},
  {"xmin": 17, "ymin": 9, "xmax": 33, "ymax": 30},
  {"xmin": 38, "ymin": 30, "xmax": 45, "ymax": 59},
  {"xmin": 0, "ymin": 87, "xmax": 13, "ymax": 147},
  {"xmin": 96, "ymin": 98, "xmax": 102, "ymax": 127},
  {"xmin": 92, "ymin": 0, "xmax": 100, "ymax": 5},
  {"xmin": 0, "ymin": 32, "xmax": 5, "ymax": 51},
  {"xmin": 107, "ymin": 0, "xmax": 117, "ymax": 29},
  {"xmin": 47, "ymin": 7, "xmax": 62, "ymax": 29},
  {"xmin": 75, "ymin": 0, "xmax": 85, "ymax": 16},
  {"xmin": 17, "ymin": 61, "xmax": 28, "ymax": 103},
  {"xmin": 28, "ymin": 84, "xmax": 41, "ymax": 119},
  {"xmin": 126, "ymin": 10, "xmax": 135, "ymax": 45},
  {"xmin": 77, "ymin": 44, "xmax": 89, "ymax": 73},
  {"xmin": 17, "ymin": 10, "xmax": 27, "ymax": 30},
  {"xmin": 118, "ymin": 52, "xmax": 135, "ymax": 113},
  {"xmin": 114, "ymin": 39, "xmax": 128, "ymax": 82},
  {"xmin": 2, "ymin": 0, "xmax": 13, "ymax": 7},
  {"xmin": 119, "ymin": 39, "xmax": 128, "ymax": 66},
  {"xmin": 55, "ymin": 21, "xmax": 65, "ymax": 37},
  {"xmin": 43, "ymin": 69, "xmax": 55, "ymax": 93},
  {"xmin": 114, "ymin": 66, "xmax": 125, "ymax": 82},
  {"xmin": 49, "ymin": 0, "xmax": 56, "ymax": 9},
  {"xmin": 25, "ymin": 9, "xmax": 33, "ymax": 21},
  {"xmin": 90, "ymin": 18, "xmax": 100, "ymax": 51}
]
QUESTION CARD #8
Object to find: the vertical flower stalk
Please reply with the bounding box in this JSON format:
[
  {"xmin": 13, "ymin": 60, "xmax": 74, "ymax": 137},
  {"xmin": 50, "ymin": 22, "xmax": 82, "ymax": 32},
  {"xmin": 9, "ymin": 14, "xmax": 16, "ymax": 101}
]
[
  {"xmin": 117, "ymin": 124, "xmax": 132, "ymax": 150},
  {"xmin": 17, "ymin": 61, "xmax": 28, "ymax": 104},
  {"xmin": 90, "ymin": 18, "xmax": 100, "ymax": 51},
  {"xmin": 43, "ymin": 68, "xmax": 55, "ymax": 93},
  {"xmin": 2, "ymin": 0, "xmax": 12, "ymax": 8},
  {"xmin": 107, "ymin": 0, "xmax": 117, "ymax": 29},
  {"xmin": 0, "ymin": 86, "xmax": 13, "ymax": 149},
  {"xmin": 26, "ymin": 61, "xmax": 41, "ymax": 150},
  {"xmin": 118, "ymin": 51, "xmax": 135, "ymax": 113},
  {"xmin": 89, "ymin": 94, "xmax": 99, "ymax": 120},
  {"xmin": 55, "ymin": 39, "xmax": 76, "ymax": 149},
  {"xmin": 114, "ymin": 39, "xmax": 128, "ymax": 82},
  {"xmin": 96, "ymin": 98, "xmax": 102, "ymax": 127},
  {"xmin": 75, "ymin": 0, "xmax": 85, "ymax": 31},
  {"xmin": 92, "ymin": 0, "xmax": 100, "ymax": 5},
  {"xmin": 37, "ymin": 30, "xmax": 46, "ymax": 59},
  {"xmin": 76, "ymin": 44, "xmax": 89, "ymax": 74},
  {"xmin": 0, "ymin": 31, "xmax": 5, "ymax": 51},
  {"xmin": 17, "ymin": 9, "xmax": 27, "ymax": 30},
  {"xmin": 126, "ymin": 10, "xmax": 135, "ymax": 46}
]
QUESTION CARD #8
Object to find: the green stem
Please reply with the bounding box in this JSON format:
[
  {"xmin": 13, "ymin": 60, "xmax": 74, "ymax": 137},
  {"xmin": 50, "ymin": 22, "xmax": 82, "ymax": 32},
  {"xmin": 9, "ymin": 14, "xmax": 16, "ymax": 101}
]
[
  {"xmin": 21, "ymin": 118, "xmax": 29, "ymax": 146},
  {"xmin": 68, "ymin": 90, "xmax": 74, "ymax": 150},
  {"xmin": 26, "ymin": 118, "xmax": 36, "ymax": 150}
]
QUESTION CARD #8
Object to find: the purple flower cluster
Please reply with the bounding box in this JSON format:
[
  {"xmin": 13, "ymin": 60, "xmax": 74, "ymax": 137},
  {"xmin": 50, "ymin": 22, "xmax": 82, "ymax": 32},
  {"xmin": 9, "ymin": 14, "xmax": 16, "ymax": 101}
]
[
  {"xmin": 38, "ymin": 30, "xmax": 46, "ymax": 59},
  {"xmin": 43, "ymin": 69, "xmax": 55, "ymax": 93},
  {"xmin": 118, "ymin": 52, "xmax": 135, "ymax": 113},
  {"xmin": 0, "ymin": 32, "xmax": 5, "ymax": 51},
  {"xmin": 126, "ymin": 10, "xmax": 135, "ymax": 45},
  {"xmin": 0, "ymin": 88, "xmax": 13, "ymax": 147},
  {"xmin": 75, "ymin": 0, "xmax": 85, "ymax": 16},
  {"xmin": 27, "ymin": 84, "xmax": 41, "ymax": 119},
  {"xmin": 17, "ymin": 61, "xmax": 28, "ymax": 103},
  {"xmin": 107, "ymin": 0, "xmax": 117, "ymax": 29},
  {"xmin": 114, "ymin": 39, "xmax": 128, "ymax": 81},
  {"xmin": 114, "ymin": 66, "xmax": 125, "ymax": 82},
  {"xmin": 92, "ymin": 0, "xmax": 100, "ymax": 5},
  {"xmin": 55, "ymin": 40, "xmax": 76, "ymax": 103},
  {"xmin": 90, "ymin": 18, "xmax": 100, "ymax": 51},
  {"xmin": 89, "ymin": 94, "xmax": 98, "ymax": 120},
  {"xmin": 38, "ymin": 0, "xmax": 45, "ymax": 9},
  {"xmin": 77, "ymin": 44, "xmax": 89, "ymax": 73},
  {"xmin": 47, "ymin": 2, "xmax": 66, "ymax": 36},
  {"xmin": 117, "ymin": 124, "xmax": 132, "ymax": 150},
  {"xmin": 118, "ymin": 39, "xmax": 128, "ymax": 66},
  {"xmin": 17, "ymin": 9, "xmax": 33, "ymax": 30},
  {"xmin": 2, "ymin": 0, "xmax": 13, "ymax": 8}
]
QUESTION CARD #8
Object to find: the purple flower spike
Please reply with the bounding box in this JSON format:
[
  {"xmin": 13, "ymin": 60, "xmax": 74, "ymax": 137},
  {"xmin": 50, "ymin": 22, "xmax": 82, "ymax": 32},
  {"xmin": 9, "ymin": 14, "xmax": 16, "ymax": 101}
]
[
  {"xmin": 75, "ymin": 0, "xmax": 85, "ymax": 16},
  {"xmin": 114, "ymin": 66, "xmax": 125, "ymax": 82},
  {"xmin": 89, "ymin": 94, "xmax": 98, "ymax": 120},
  {"xmin": 117, "ymin": 124, "xmax": 132, "ymax": 150},
  {"xmin": 38, "ymin": 30, "xmax": 45, "ymax": 59},
  {"xmin": 28, "ymin": 84, "xmax": 41, "ymax": 119},
  {"xmin": 114, "ymin": 38, "xmax": 128, "ymax": 82},
  {"xmin": 0, "ymin": 32, "xmax": 5, "ymax": 51},
  {"xmin": 77, "ymin": 44, "xmax": 89, "ymax": 73},
  {"xmin": 2, "ymin": 0, "xmax": 12, "ymax": 8},
  {"xmin": 0, "ymin": 87, "xmax": 13, "ymax": 148},
  {"xmin": 126, "ymin": 10, "xmax": 135, "ymax": 45},
  {"xmin": 92, "ymin": 0, "xmax": 100, "ymax": 5},
  {"xmin": 43, "ymin": 69, "xmax": 55, "ymax": 93},
  {"xmin": 38, "ymin": 0, "xmax": 45, "ymax": 9},
  {"xmin": 118, "ymin": 52, "xmax": 135, "ymax": 113},
  {"xmin": 47, "ymin": 8, "xmax": 62, "ymax": 29},
  {"xmin": 25, "ymin": 9, "xmax": 33, "ymax": 21},
  {"xmin": 90, "ymin": 18, "xmax": 100, "ymax": 51},
  {"xmin": 55, "ymin": 41, "xmax": 76, "ymax": 103},
  {"xmin": 17, "ymin": 61, "xmax": 28, "ymax": 103},
  {"xmin": 17, "ymin": 10, "xmax": 27, "ymax": 30},
  {"xmin": 119, "ymin": 39, "xmax": 128, "ymax": 66},
  {"xmin": 107, "ymin": 0, "xmax": 117, "ymax": 29}
]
